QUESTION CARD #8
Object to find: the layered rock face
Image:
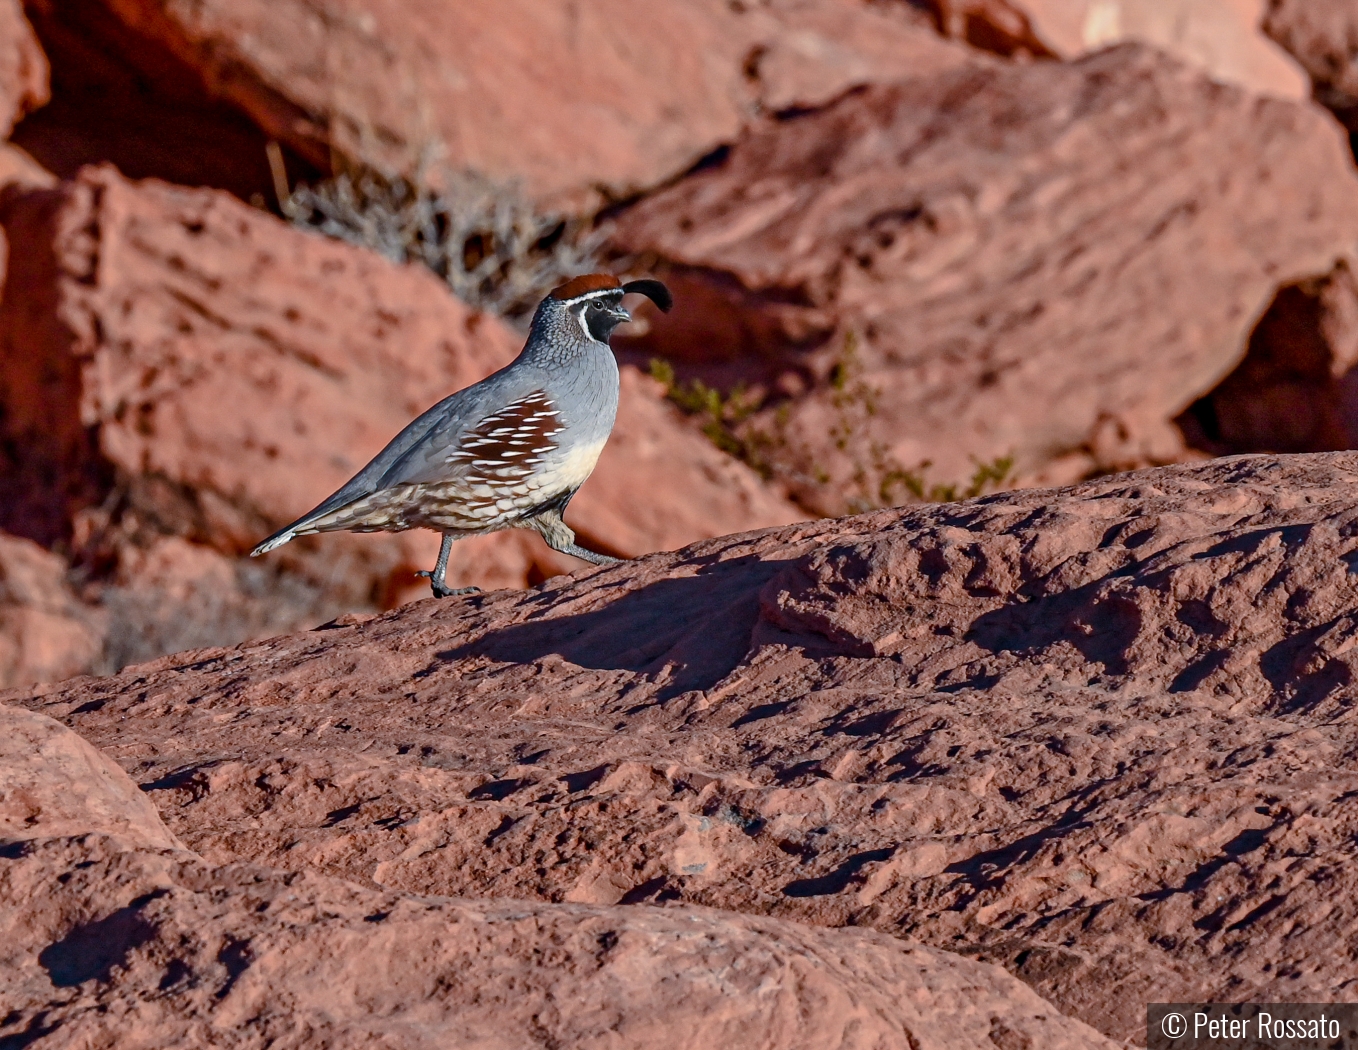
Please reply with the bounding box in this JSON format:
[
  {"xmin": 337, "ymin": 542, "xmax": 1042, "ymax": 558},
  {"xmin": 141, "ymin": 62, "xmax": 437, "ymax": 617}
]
[
  {"xmin": 11, "ymin": 452, "xmax": 1358, "ymax": 1042},
  {"xmin": 0, "ymin": 708, "xmax": 1117, "ymax": 1049},
  {"xmin": 0, "ymin": 166, "xmax": 800, "ymax": 682},
  {"xmin": 0, "ymin": 0, "xmax": 48, "ymax": 137},
  {"xmin": 1264, "ymin": 0, "xmax": 1358, "ymax": 134},
  {"xmin": 41, "ymin": 0, "xmax": 977, "ymax": 210},
  {"xmin": 932, "ymin": 0, "xmax": 1310, "ymax": 98},
  {"xmin": 612, "ymin": 46, "xmax": 1358, "ymax": 511}
]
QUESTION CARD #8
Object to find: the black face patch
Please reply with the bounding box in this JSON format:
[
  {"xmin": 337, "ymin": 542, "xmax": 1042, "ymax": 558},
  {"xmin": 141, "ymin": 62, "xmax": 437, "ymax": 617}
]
[{"xmin": 582, "ymin": 298, "xmax": 626, "ymax": 343}]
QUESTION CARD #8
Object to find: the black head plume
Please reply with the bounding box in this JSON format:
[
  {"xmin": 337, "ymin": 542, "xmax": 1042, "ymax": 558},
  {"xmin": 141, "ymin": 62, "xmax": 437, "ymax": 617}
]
[{"xmin": 621, "ymin": 279, "xmax": 673, "ymax": 313}]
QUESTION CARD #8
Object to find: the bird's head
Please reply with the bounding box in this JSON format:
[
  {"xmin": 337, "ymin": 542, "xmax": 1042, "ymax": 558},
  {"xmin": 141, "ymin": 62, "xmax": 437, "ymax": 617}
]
[{"xmin": 535, "ymin": 273, "xmax": 672, "ymax": 346}]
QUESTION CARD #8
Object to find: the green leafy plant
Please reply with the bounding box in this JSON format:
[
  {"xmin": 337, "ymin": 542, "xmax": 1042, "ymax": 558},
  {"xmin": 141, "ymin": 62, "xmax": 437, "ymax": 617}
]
[
  {"xmin": 824, "ymin": 331, "xmax": 1013, "ymax": 511},
  {"xmin": 647, "ymin": 359, "xmax": 771, "ymax": 469},
  {"xmin": 880, "ymin": 455, "xmax": 1015, "ymax": 505},
  {"xmin": 650, "ymin": 334, "xmax": 1013, "ymax": 512}
]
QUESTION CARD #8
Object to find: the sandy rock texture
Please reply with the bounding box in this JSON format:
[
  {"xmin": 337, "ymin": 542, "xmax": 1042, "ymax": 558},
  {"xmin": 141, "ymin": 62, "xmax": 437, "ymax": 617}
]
[
  {"xmin": 611, "ymin": 46, "xmax": 1358, "ymax": 512},
  {"xmin": 944, "ymin": 0, "xmax": 1310, "ymax": 98},
  {"xmin": 65, "ymin": 0, "xmax": 978, "ymax": 210},
  {"xmin": 0, "ymin": 701, "xmax": 1113, "ymax": 1048},
  {"xmin": 0, "ymin": 836, "xmax": 1118, "ymax": 1050},
  {"xmin": 0, "ymin": 535, "xmax": 103, "ymax": 689},
  {"xmin": 0, "ymin": 165, "xmax": 799, "ymax": 679},
  {"xmin": 0, "ymin": 703, "xmax": 179, "ymax": 848},
  {"xmin": 0, "ymin": 0, "xmax": 48, "ymax": 137},
  {"xmin": 14, "ymin": 451, "xmax": 1358, "ymax": 1042},
  {"xmin": 1264, "ymin": 0, "xmax": 1358, "ymax": 133}
]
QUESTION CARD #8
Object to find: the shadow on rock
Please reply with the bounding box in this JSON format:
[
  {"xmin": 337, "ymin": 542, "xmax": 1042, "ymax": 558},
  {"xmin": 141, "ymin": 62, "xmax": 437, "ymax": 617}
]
[{"xmin": 437, "ymin": 556, "xmax": 788, "ymax": 699}]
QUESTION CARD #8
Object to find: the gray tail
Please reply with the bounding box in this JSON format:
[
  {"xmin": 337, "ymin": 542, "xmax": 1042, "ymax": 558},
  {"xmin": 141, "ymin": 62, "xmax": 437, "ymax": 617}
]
[{"xmin": 250, "ymin": 527, "xmax": 297, "ymax": 557}]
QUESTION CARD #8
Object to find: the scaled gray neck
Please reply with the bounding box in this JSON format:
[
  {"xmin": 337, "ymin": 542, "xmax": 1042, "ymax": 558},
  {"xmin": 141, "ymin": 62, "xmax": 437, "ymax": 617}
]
[{"xmin": 522, "ymin": 299, "xmax": 611, "ymax": 369}]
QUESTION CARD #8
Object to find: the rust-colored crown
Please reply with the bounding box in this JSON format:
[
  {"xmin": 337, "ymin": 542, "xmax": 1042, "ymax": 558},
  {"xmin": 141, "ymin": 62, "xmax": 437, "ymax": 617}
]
[{"xmin": 551, "ymin": 273, "xmax": 622, "ymax": 300}]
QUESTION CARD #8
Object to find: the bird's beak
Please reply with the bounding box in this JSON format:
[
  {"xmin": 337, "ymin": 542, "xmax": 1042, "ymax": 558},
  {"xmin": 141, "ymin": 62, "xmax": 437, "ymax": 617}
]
[{"xmin": 608, "ymin": 304, "xmax": 631, "ymax": 325}]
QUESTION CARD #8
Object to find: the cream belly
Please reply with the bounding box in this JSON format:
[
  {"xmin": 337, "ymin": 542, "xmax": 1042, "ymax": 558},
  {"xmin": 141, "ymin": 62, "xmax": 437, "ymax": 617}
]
[
  {"xmin": 532, "ymin": 435, "xmax": 608, "ymax": 497},
  {"xmin": 295, "ymin": 437, "xmax": 609, "ymax": 536},
  {"xmin": 417, "ymin": 434, "xmax": 608, "ymax": 532}
]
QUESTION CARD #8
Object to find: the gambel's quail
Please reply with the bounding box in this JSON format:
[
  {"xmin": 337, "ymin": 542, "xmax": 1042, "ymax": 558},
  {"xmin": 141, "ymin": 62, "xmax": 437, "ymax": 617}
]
[{"xmin": 251, "ymin": 274, "xmax": 672, "ymax": 597}]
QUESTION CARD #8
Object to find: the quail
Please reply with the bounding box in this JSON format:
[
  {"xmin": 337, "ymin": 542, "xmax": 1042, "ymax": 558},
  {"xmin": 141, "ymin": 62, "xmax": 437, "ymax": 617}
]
[{"xmin": 250, "ymin": 274, "xmax": 672, "ymax": 597}]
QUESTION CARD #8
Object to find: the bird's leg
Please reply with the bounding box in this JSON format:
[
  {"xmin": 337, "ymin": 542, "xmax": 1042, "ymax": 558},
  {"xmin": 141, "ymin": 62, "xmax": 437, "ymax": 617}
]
[
  {"xmin": 416, "ymin": 533, "xmax": 481, "ymax": 598},
  {"xmin": 530, "ymin": 509, "xmax": 621, "ymax": 566}
]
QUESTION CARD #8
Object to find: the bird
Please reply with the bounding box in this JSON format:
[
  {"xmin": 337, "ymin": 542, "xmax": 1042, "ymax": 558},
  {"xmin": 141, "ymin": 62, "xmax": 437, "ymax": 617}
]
[{"xmin": 250, "ymin": 273, "xmax": 672, "ymax": 597}]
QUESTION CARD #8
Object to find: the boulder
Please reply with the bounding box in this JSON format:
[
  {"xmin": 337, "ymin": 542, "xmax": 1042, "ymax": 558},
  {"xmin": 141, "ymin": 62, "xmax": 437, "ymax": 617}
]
[
  {"xmin": 0, "ymin": 703, "xmax": 179, "ymax": 849},
  {"xmin": 937, "ymin": 0, "xmax": 1310, "ymax": 99},
  {"xmin": 610, "ymin": 45, "xmax": 1358, "ymax": 513},
  {"xmin": 1264, "ymin": 0, "xmax": 1358, "ymax": 133},
  {"xmin": 0, "ymin": 836, "xmax": 1115, "ymax": 1050},
  {"xmin": 0, "ymin": 165, "xmax": 801, "ymax": 668},
  {"xmin": 69, "ymin": 0, "xmax": 977, "ymax": 210},
  {"xmin": 0, "ymin": 534, "xmax": 104, "ymax": 688},
  {"xmin": 0, "ymin": 0, "xmax": 48, "ymax": 137},
  {"xmin": 19, "ymin": 452, "xmax": 1358, "ymax": 1042},
  {"xmin": 1180, "ymin": 255, "xmax": 1358, "ymax": 456}
]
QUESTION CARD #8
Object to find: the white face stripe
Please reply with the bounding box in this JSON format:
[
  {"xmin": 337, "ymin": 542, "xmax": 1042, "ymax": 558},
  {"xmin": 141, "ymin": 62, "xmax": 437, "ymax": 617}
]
[
  {"xmin": 560, "ymin": 287, "xmax": 622, "ymax": 304},
  {"xmin": 565, "ymin": 289, "xmax": 624, "ymax": 343}
]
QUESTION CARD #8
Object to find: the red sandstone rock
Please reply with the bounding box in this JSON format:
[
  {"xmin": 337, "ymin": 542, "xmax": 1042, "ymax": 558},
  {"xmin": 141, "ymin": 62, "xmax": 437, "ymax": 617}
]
[
  {"xmin": 0, "ymin": 142, "xmax": 55, "ymax": 191},
  {"xmin": 0, "ymin": 836, "xmax": 1116, "ymax": 1050},
  {"xmin": 0, "ymin": 674, "xmax": 1113, "ymax": 1048},
  {"xmin": 0, "ymin": 0, "xmax": 48, "ymax": 136},
  {"xmin": 0, "ymin": 534, "xmax": 104, "ymax": 688},
  {"xmin": 18, "ymin": 453, "xmax": 1358, "ymax": 1042},
  {"xmin": 610, "ymin": 46, "xmax": 1358, "ymax": 513},
  {"xmin": 74, "ymin": 0, "xmax": 976, "ymax": 209},
  {"xmin": 14, "ymin": 0, "xmax": 317, "ymax": 202},
  {"xmin": 950, "ymin": 0, "xmax": 1310, "ymax": 98},
  {"xmin": 0, "ymin": 704, "xmax": 179, "ymax": 848},
  {"xmin": 574, "ymin": 365, "xmax": 803, "ymax": 558},
  {"xmin": 1181, "ymin": 256, "xmax": 1358, "ymax": 456},
  {"xmin": 1264, "ymin": 0, "xmax": 1358, "ymax": 131},
  {"xmin": 0, "ymin": 165, "xmax": 801, "ymax": 666}
]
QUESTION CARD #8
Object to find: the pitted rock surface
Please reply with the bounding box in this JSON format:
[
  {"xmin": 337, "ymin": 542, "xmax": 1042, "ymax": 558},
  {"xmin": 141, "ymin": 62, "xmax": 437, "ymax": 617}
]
[
  {"xmin": 15, "ymin": 452, "xmax": 1358, "ymax": 1041},
  {"xmin": 0, "ymin": 165, "xmax": 800, "ymax": 677},
  {"xmin": 611, "ymin": 46, "xmax": 1358, "ymax": 510},
  {"xmin": 0, "ymin": 704, "xmax": 181, "ymax": 850},
  {"xmin": 1265, "ymin": 0, "xmax": 1358, "ymax": 133},
  {"xmin": 69, "ymin": 0, "xmax": 977, "ymax": 210},
  {"xmin": 0, "ymin": 834, "xmax": 1116, "ymax": 1050}
]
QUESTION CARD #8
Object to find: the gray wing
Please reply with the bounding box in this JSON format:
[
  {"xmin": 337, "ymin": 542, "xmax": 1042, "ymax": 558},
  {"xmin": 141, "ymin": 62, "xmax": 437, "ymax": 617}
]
[
  {"xmin": 251, "ymin": 363, "xmax": 532, "ymax": 554},
  {"xmin": 376, "ymin": 386, "xmax": 563, "ymax": 489}
]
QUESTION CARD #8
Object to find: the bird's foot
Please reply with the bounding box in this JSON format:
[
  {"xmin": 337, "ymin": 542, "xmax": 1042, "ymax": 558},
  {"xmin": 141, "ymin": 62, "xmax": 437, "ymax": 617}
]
[
  {"xmin": 559, "ymin": 543, "xmax": 622, "ymax": 566},
  {"xmin": 416, "ymin": 570, "xmax": 482, "ymax": 599}
]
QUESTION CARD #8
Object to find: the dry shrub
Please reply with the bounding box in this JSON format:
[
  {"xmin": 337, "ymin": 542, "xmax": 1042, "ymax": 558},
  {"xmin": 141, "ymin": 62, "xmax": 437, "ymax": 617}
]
[{"xmin": 279, "ymin": 163, "xmax": 603, "ymax": 325}]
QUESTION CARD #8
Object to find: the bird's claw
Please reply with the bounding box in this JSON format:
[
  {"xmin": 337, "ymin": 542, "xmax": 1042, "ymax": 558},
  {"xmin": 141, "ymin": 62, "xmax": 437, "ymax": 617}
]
[{"xmin": 416, "ymin": 570, "xmax": 481, "ymax": 599}]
